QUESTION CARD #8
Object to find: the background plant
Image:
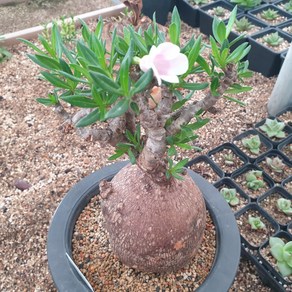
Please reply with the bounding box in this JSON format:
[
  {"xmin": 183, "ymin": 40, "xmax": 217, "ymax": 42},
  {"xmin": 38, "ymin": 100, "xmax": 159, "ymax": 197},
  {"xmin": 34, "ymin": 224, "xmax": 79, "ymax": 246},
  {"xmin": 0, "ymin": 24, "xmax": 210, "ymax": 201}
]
[
  {"xmin": 246, "ymin": 170, "xmax": 264, "ymax": 190},
  {"xmin": 277, "ymin": 198, "xmax": 292, "ymax": 215},
  {"xmin": 21, "ymin": 6, "xmax": 251, "ymax": 182},
  {"xmin": 259, "ymin": 118, "xmax": 285, "ymax": 138},
  {"xmin": 231, "ymin": 0, "xmax": 261, "ymax": 9},
  {"xmin": 242, "ymin": 134, "xmax": 261, "ymax": 154},
  {"xmin": 269, "ymin": 237, "xmax": 292, "ymax": 277},
  {"xmin": 248, "ymin": 215, "xmax": 266, "ymax": 229},
  {"xmin": 220, "ymin": 187, "xmax": 239, "ymax": 206},
  {"xmin": 283, "ymin": 0, "xmax": 292, "ymax": 13},
  {"xmin": 266, "ymin": 156, "xmax": 285, "ymax": 173},
  {"xmin": 263, "ymin": 32, "xmax": 284, "ymax": 47},
  {"xmin": 234, "ymin": 17, "xmax": 254, "ymax": 32},
  {"xmin": 260, "ymin": 9, "xmax": 279, "ymax": 21}
]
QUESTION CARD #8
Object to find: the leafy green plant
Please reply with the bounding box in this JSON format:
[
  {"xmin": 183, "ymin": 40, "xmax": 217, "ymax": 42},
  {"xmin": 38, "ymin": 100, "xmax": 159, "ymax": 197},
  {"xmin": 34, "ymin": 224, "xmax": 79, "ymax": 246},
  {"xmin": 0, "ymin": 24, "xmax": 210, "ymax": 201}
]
[
  {"xmin": 259, "ymin": 118, "xmax": 286, "ymax": 138},
  {"xmin": 213, "ymin": 6, "xmax": 226, "ymax": 17},
  {"xmin": 20, "ymin": 6, "xmax": 252, "ymax": 181},
  {"xmin": 283, "ymin": 0, "xmax": 292, "ymax": 13},
  {"xmin": 224, "ymin": 153, "xmax": 235, "ymax": 165},
  {"xmin": 242, "ymin": 135, "xmax": 261, "ymax": 154},
  {"xmin": 220, "ymin": 187, "xmax": 239, "ymax": 206},
  {"xmin": 277, "ymin": 198, "xmax": 292, "ymax": 215},
  {"xmin": 260, "ymin": 9, "xmax": 279, "ymax": 21},
  {"xmin": 231, "ymin": 0, "xmax": 261, "ymax": 9},
  {"xmin": 245, "ymin": 170, "xmax": 265, "ymax": 190},
  {"xmin": 248, "ymin": 215, "xmax": 266, "ymax": 229},
  {"xmin": 0, "ymin": 45, "xmax": 12, "ymax": 63},
  {"xmin": 59, "ymin": 16, "xmax": 76, "ymax": 42},
  {"xmin": 266, "ymin": 156, "xmax": 285, "ymax": 173},
  {"xmin": 234, "ymin": 17, "xmax": 255, "ymax": 32},
  {"xmin": 263, "ymin": 32, "xmax": 284, "ymax": 47},
  {"xmin": 269, "ymin": 237, "xmax": 292, "ymax": 277}
]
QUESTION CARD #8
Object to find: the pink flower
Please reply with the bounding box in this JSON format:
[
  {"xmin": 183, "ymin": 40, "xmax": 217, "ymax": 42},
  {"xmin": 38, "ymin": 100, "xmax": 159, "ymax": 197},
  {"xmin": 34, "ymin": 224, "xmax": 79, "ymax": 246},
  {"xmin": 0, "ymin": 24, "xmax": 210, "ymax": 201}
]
[{"xmin": 139, "ymin": 42, "xmax": 189, "ymax": 86}]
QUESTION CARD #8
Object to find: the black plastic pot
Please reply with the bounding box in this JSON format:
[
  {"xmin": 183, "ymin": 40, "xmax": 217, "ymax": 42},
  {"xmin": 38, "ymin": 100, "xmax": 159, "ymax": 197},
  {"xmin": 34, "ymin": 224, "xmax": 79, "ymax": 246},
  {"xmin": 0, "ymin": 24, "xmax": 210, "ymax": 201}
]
[
  {"xmin": 214, "ymin": 177, "xmax": 251, "ymax": 214},
  {"xmin": 278, "ymin": 19, "xmax": 292, "ymax": 36},
  {"xmin": 275, "ymin": 105, "xmax": 292, "ymax": 127},
  {"xmin": 247, "ymin": 27, "xmax": 292, "ymax": 77},
  {"xmin": 259, "ymin": 231, "xmax": 292, "ymax": 287},
  {"xmin": 207, "ymin": 142, "xmax": 248, "ymax": 176},
  {"xmin": 282, "ymin": 176, "xmax": 292, "ymax": 194},
  {"xmin": 235, "ymin": 203, "xmax": 279, "ymax": 249},
  {"xmin": 186, "ymin": 154, "xmax": 224, "ymax": 183},
  {"xmin": 47, "ymin": 161, "xmax": 241, "ymax": 291},
  {"xmin": 248, "ymin": 4, "xmax": 292, "ymax": 27},
  {"xmin": 255, "ymin": 117, "xmax": 292, "ymax": 146},
  {"xmin": 142, "ymin": 0, "xmax": 175, "ymax": 25},
  {"xmin": 175, "ymin": 0, "xmax": 200, "ymax": 28},
  {"xmin": 232, "ymin": 129, "xmax": 273, "ymax": 163},
  {"xmin": 231, "ymin": 164, "xmax": 274, "ymax": 201},
  {"xmin": 278, "ymin": 135, "xmax": 292, "ymax": 160},
  {"xmin": 199, "ymin": 0, "xmax": 242, "ymax": 36},
  {"xmin": 257, "ymin": 185, "xmax": 292, "ymax": 229},
  {"xmin": 255, "ymin": 149, "xmax": 292, "ymax": 183}
]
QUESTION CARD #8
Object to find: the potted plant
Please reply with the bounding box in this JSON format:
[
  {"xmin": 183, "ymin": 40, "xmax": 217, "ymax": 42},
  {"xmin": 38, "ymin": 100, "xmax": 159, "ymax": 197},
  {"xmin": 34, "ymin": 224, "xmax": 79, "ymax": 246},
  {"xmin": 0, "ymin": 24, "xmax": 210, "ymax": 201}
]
[{"xmin": 22, "ymin": 3, "xmax": 252, "ymax": 290}]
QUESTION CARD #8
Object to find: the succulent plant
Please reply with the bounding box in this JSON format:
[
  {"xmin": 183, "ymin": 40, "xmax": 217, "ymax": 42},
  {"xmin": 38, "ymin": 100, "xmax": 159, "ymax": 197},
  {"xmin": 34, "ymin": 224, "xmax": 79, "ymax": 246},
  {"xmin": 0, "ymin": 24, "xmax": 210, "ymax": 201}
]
[
  {"xmin": 248, "ymin": 215, "xmax": 266, "ymax": 229},
  {"xmin": 242, "ymin": 135, "xmax": 261, "ymax": 154},
  {"xmin": 213, "ymin": 6, "xmax": 226, "ymax": 17},
  {"xmin": 224, "ymin": 153, "xmax": 235, "ymax": 165},
  {"xmin": 234, "ymin": 17, "xmax": 255, "ymax": 32},
  {"xmin": 259, "ymin": 118, "xmax": 286, "ymax": 138},
  {"xmin": 263, "ymin": 32, "xmax": 284, "ymax": 47},
  {"xmin": 283, "ymin": 0, "xmax": 292, "ymax": 13},
  {"xmin": 245, "ymin": 170, "xmax": 265, "ymax": 190},
  {"xmin": 269, "ymin": 237, "xmax": 292, "ymax": 277},
  {"xmin": 266, "ymin": 156, "xmax": 285, "ymax": 173},
  {"xmin": 220, "ymin": 188, "xmax": 239, "ymax": 206},
  {"xmin": 231, "ymin": 0, "xmax": 261, "ymax": 9},
  {"xmin": 261, "ymin": 8, "xmax": 280, "ymax": 21},
  {"xmin": 277, "ymin": 198, "xmax": 292, "ymax": 215}
]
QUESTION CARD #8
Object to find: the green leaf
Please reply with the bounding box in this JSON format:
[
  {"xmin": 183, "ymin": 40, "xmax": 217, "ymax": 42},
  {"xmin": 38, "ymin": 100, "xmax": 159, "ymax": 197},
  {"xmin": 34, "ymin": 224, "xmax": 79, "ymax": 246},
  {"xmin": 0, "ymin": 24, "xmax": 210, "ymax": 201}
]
[
  {"xmin": 130, "ymin": 102, "xmax": 140, "ymax": 114},
  {"xmin": 94, "ymin": 17, "xmax": 104, "ymax": 39},
  {"xmin": 187, "ymin": 36, "xmax": 201, "ymax": 70},
  {"xmin": 226, "ymin": 43, "xmax": 250, "ymax": 64},
  {"xmin": 38, "ymin": 35, "xmax": 56, "ymax": 58},
  {"xmin": 90, "ymin": 71, "xmax": 123, "ymax": 95},
  {"xmin": 79, "ymin": 18, "xmax": 91, "ymax": 43},
  {"xmin": 197, "ymin": 55, "xmax": 211, "ymax": 75},
  {"xmin": 36, "ymin": 98, "xmax": 56, "ymax": 106},
  {"xmin": 77, "ymin": 41, "xmax": 99, "ymax": 66},
  {"xmin": 51, "ymin": 23, "xmax": 63, "ymax": 58},
  {"xmin": 105, "ymin": 98, "xmax": 129, "ymax": 120},
  {"xmin": 225, "ymin": 84, "xmax": 252, "ymax": 94},
  {"xmin": 179, "ymin": 82, "xmax": 209, "ymax": 91},
  {"xmin": 129, "ymin": 27, "xmax": 148, "ymax": 54},
  {"xmin": 119, "ymin": 41, "xmax": 133, "ymax": 96},
  {"xmin": 18, "ymin": 38, "xmax": 45, "ymax": 55},
  {"xmin": 131, "ymin": 69, "xmax": 153, "ymax": 96},
  {"xmin": 75, "ymin": 109, "xmax": 100, "ymax": 127},
  {"xmin": 169, "ymin": 23, "xmax": 179, "ymax": 46},
  {"xmin": 223, "ymin": 95, "xmax": 246, "ymax": 106},
  {"xmin": 212, "ymin": 18, "xmax": 227, "ymax": 45},
  {"xmin": 128, "ymin": 149, "xmax": 136, "ymax": 164},
  {"xmin": 28, "ymin": 54, "xmax": 61, "ymax": 70},
  {"xmin": 41, "ymin": 71, "xmax": 72, "ymax": 89},
  {"xmin": 172, "ymin": 99, "xmax": 188, "ymax": 111},
  {"xmin": 58, "ymin": 70, "xmax": 89, "ymax": 84},
  {"xmin": 277, "ymin": 261, "xmax": 292, "ymax": 277},
  {"xmin": 61, "ymin": 95, "xmax": 98, "ymax": 108},
  {"xmin": 226, "ymin": 6, "xmax": 237, "ymax": 37}
]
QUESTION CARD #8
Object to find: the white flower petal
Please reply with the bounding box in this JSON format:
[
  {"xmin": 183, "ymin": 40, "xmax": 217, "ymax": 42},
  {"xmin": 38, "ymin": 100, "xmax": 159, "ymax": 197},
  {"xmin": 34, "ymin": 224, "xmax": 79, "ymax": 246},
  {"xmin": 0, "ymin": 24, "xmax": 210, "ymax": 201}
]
[
  {"xmin": 156, "ymin": 42, "xmax": 180, "ymax": 60},
  {"xmin": 160, "ymin": 74, "xmax": 179, "ymax": 84},
  {"xmin": 139, "ymin": 55, "xmax": 152, "ymax": 72},
  {"xmin": 166, "ymin": 53, "xmax": 189, "ymax": 76}
]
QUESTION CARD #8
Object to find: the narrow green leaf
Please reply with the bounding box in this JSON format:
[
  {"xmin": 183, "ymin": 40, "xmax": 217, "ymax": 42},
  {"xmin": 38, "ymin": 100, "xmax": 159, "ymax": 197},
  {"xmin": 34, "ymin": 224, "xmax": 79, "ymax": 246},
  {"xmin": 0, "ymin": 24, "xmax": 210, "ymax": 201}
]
[
  {"xmin": 61, "ymin": 95, "xmax": 98, "ymax": 107},
  {"xmin": 226, "ymin": 6, "xmax": 237, "ymax": 37},
  {"xmin": 36, "ymin": 98, "xmax": 56, "ymax": 106},
  {"xmin": 77, "ymin": 41, "xmax": 99, "ymax": 66},
  {"xmin": 28, "ymin": 54, "xmax": 61, "ymax": 70},
  {"xmin": 169, "ymin": 23, "xmax": 179, "ymax": 46},
  {"xmin": 197, "ymin": 55, "xmax": 211, "ymax": 75},
  {"xmin": 187, "ymin": 36, "xmax": 201, "ymax": 70},
  {"xmin": 76, "ymin": 109, "xmax": 100, "ymax": 127},
  {"xmin": 105, "ymin": 98, "xmax": 129, "ymax": 120},
  {"xmin": 94, "ymin": 17, "xmax": 104, "ymax": 39},
  {"xmin": 90, "ymin": 71, "xmax": 123, "ymax": 95},
  {"xmin": 172, "ymin": 99, "xmax": 188, "ymax": 111},
  {"xmin": 18, "ymin": 38, "xmax": 44, "ymax": 55},
  {"xmin": 51, "ymin": 23, "xmax": 63, "ymax": 58},
  {"xmin": 179, "ymin": 82, "xmax": 209, "ymax": 91},
  {"xmin": 79, "ymin": 18, "xmax": 91, "ymax": 43},
  {"xmin": 129, "ymin": 27, "xmax": 148, "ymax": 54},
  {"xmin": 38, "ymin": 35, "xmax": 56, "ymax": 58},
  {"xmin": 210, "ymin": 77, "xmax": 220, "ymax": 96},
  {"xmin": 131, "ymin": 69, "xmax": 153, "ymax": 96},
  {"xmin": 41, "ymin": 71, "xmax": 72, "ymax": 89},
  {"xmin": 58, "ymin": 70, "xmax": 89, "ymax": 84},
  {"xmin": 119, "ymin": 41, "xmax": 133, "ymax": 96},
  {"xmin": 130, "ymin": 102, "xmax": 140, "ymax": 114},
  {"xmin": 223, "ymin": 95, "xmax": 246, "ymax": 106},
  {"xmin": 128, "ymin": 149, "xmax": 136, "ymax": 164}
]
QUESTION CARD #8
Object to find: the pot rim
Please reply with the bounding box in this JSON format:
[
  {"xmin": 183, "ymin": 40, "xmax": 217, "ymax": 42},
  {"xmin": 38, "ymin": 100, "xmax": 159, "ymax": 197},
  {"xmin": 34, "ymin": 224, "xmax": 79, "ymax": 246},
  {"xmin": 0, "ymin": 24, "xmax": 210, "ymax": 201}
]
[{"xmin": 47, "ymin": 161, "xmax": 241, "ymax": 291}]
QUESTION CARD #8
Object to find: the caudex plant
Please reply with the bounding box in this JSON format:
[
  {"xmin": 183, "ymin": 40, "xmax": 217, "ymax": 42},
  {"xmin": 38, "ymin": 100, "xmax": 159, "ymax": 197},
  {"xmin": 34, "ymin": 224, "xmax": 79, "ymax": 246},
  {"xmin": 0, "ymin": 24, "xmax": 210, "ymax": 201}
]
[
  {"xmin": 277, "ymin": 198, "xmax": 292, "ymax": 215},
  {"xmin": 269, "ymin": 237, "xmax": 292, "ymax": 277},
  {"xmin": 248, "ymin": 215, "xmax": 266, "ymax": 229},
  {"xmin": 259, "ymin": 118, "xmax": 286, "ymax": 138},
  {"xmin": 220, "ymin": 187, "xmax": 239, "ymax": 206},
  {"xmin": 242, "ymin": 134, "xmax": 261, "ymax": 154},
  {"xmin": 23, "ymin": 2, "xmax": 252, "ymax": 273},
  {"xmin": 266, "ymin": 156, "xmax": 285, "ymax": 173},
  {"xmin": 245, "ymin": 170, "xmax": 264, "ymax": 190}
]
